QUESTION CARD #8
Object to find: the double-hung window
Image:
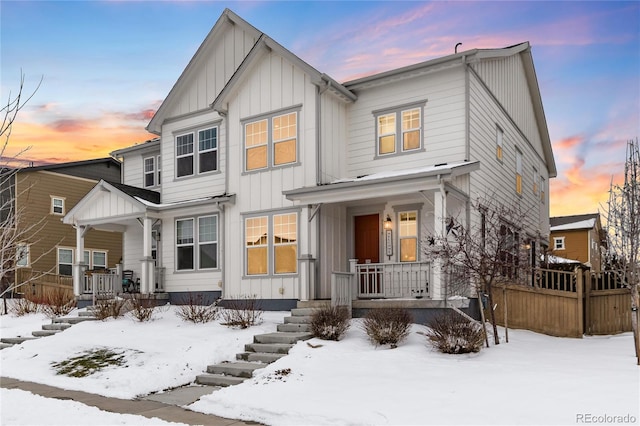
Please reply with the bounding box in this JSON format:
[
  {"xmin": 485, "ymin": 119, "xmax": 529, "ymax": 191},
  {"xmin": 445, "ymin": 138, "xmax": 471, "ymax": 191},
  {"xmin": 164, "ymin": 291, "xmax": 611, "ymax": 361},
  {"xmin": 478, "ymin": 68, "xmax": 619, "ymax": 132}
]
[
  {"xmin": 244, "ymin": 110, "xmax": 298, "ymax": 172},
  {"xmin": 16, "ymin": 243, "xmax": 29, "ymax": 267},
  {"xmin": 515, "ymin": 148, "xmax": 523, "ymax": 195},
  {"xmin": 144, "ymin": 156, "xmax": 156, "ymax": 187},
  {"xmin": 58, "ymin": 248, "xmax": 73, "ymax": 276},
  {"xmin": 374, "ymin": 102, "xmax": 424, "ymax": 157},
  {"xmin": 496, "ymin": 126, "xmax": 504, "ymax": 161},
  {"xmin": 533, "ymin": 167, "xmax": 539, "ymax": 195},
  {"xmin": 245, "ymin": 212, "xmax": 298, "ymax": 276},
  {"xmin": 176, "ymin": 215, "xmax": 218, "ymax": 271},
  {"xmin": 176, "ymin": 126, "xmax": 218, "ymax": 178},
  {"xmin": 51, "ymin": 196, "xmax": 65, "ymax": 215},
  {"xmin": 399, "ymin": 211, "xmax": 418, "ymax": 262},
  {"xmin": 93, "ymin": 251, "xmax": 107, "ymax": 270},
  {"xmin": 554, "ymin": 237, "xmax": 565, "ymax": 250}
]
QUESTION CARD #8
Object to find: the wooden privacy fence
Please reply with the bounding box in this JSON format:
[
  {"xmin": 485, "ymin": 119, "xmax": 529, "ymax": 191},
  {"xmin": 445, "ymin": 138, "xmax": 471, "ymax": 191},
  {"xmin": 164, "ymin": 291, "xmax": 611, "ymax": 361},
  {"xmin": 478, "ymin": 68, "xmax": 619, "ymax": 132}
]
[
  {"xmin": 15, "ymin": 268, "xmax": 74, "ymax": 300},
  {"xmin": 489, "ymin": 269, "xmax": 631, "ymax": 338}
]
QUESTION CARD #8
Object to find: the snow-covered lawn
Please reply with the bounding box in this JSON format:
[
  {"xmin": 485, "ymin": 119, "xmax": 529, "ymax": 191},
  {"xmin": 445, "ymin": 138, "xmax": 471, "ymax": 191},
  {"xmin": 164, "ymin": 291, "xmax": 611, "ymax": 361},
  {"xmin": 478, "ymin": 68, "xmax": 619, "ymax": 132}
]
[{"xmin": 1, "ymin": 304, "xmax": 639, "ymax": 425}]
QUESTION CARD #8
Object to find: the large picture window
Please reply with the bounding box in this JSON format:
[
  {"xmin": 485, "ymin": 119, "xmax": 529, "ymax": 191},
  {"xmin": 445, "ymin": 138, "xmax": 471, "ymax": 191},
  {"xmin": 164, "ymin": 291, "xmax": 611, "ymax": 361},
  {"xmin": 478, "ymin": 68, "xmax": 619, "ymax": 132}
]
[
  {"xmin": 244, "ymin": 109, "xmax": 298, "ymax": 172},
  {"xmin": 176, "ymin": 215, "xmax": 218, "ymax": 271},
  {"xmin": 245, "ymin": 212, "xmax": 298, "ymax": 276},
  {"xmin": 374, "ymin": 102, "xmax": 425, "ymax": 157},
  {"xmin": 176, "ymin": 126, "xmax": 218, "ymax": 178}
]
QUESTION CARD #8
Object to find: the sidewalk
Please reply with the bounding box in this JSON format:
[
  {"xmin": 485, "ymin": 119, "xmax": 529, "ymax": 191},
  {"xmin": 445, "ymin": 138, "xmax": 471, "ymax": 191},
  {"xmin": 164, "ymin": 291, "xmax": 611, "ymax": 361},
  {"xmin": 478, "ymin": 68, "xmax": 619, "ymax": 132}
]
[{"xmin": 1, "ymin": 377, "xmax": 257, "ymax": 426}]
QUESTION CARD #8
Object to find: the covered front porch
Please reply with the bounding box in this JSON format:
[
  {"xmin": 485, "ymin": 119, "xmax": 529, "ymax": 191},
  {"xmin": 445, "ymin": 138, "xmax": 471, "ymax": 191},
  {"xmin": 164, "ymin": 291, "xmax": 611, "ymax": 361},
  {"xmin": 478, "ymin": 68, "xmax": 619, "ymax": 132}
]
[{"xmin": 285, "ymin": 161, "xmax": 480, "ymax": 303}]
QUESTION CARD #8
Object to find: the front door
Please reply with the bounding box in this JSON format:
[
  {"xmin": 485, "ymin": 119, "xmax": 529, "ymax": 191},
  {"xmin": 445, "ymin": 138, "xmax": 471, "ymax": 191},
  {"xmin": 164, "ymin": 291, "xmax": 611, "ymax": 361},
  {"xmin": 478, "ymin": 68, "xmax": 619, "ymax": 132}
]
[{"xmin": 354, "ymin": 214, "xmax": 381, "ymax": 296}]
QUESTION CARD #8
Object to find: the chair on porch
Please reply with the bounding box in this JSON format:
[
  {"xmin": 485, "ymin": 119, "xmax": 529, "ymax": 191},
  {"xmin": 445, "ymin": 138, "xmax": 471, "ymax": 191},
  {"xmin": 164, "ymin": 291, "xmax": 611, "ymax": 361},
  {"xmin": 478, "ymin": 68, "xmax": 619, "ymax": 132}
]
[{"xmin": 122, "ymin": 270, "xmax": 137, "ymax": 293}]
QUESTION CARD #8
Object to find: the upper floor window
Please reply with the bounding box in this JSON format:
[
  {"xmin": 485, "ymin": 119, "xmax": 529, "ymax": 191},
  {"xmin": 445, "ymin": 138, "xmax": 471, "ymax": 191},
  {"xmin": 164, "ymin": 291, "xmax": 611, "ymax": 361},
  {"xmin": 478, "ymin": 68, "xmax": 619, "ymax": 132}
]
[
  {"xmin": 51, "ymin": 196, "xmax": 65, "ymax": 215},
  {"xmin": 244, "ymin": 110, "xmax": 298, "ymax": 172},
  {"xmin": 16, "ymin": 243, "xmax": 29, "ymax": 267},
  {"xmin": 496, "ymin": 126, "xmax": 504, "ymax": 161},
  {"xmin": 540, "ymin": 176, "xmax": 546, "ymax": 203},
  {"xmin": 374, "ymin": 102, "xmax": 424, "ymax": 157},
  {"xmin": 245, "ymin": 211, "xmax": 298, "ymax": 276},
  {"xmin": 533, "ymin": 167, "xmax": 539, "ymax": 195},
  {"xmin": 176, "ymin": 126, "xmax": 218, "ymax": 178},
  {"xmin": 58, "ymin": 248, "xmax": 73, "ymax": 275},
  {"xmin": 554, "ymin": 237, "xmax": 565, "ymax": 250},
  {"xmin": 515, "ymin": 148, "xmax": 523, "ymax": 195},
  {"xmin": 144, "ymin": 156, "xmax": 156, "ymax": 187}
]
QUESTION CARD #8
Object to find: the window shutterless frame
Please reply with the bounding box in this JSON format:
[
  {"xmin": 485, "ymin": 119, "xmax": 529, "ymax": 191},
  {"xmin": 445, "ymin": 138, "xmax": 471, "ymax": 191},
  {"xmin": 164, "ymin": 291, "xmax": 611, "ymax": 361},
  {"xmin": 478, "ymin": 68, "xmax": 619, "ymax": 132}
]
[
  {"xmin": 373, "ymin": 100, "xmax": 426, "ymax": 159},
  {"xmin": 242, "ymin": 106, "xmax": 301, "ymax": 173},
  {"xmin": 175, "ymin": 214, "xmax": 219, "ymax": 272},
  {"xmin": 175, "ymin": 124, "xmax": 219, "ymax": 179}
]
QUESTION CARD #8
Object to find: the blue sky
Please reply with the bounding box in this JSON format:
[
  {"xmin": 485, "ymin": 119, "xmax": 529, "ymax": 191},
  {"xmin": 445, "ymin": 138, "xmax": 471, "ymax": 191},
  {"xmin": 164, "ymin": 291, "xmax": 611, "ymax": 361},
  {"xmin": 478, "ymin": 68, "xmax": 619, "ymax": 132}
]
[{"xmin": 1, "ymin": 0, "xmax": 639, "ymax": 216}]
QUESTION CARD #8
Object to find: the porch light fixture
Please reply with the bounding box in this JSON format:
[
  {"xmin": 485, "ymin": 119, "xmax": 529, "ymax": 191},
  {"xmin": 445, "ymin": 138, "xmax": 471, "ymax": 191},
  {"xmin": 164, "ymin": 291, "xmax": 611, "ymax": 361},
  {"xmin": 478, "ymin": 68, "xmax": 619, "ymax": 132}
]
[{"xmin": 384, "ymin": 214, "xmax": 392, "ymax": 230}]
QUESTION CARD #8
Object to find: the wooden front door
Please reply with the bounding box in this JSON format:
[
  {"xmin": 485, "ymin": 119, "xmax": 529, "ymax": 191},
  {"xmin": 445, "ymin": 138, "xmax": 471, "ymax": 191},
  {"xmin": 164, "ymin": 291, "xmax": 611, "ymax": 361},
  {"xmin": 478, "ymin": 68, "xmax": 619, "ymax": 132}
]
[
  {"xmin": 354, "ymin": 214, "xmax": 380, "ymax": 263},
  {"xmin": 354, "ymin": 214, "xmax": 382, "ymax": 296}
]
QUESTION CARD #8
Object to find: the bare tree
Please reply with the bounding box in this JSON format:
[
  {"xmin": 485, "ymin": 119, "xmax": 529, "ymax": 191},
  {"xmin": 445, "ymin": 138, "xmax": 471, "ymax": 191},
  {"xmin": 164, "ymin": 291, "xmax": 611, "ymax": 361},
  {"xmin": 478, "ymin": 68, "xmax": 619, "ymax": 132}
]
[
  {"xmin": 0, "ymin": 72, "xmax": 52, "ymax": 313},
  {"xmin": 424, "ymin": 196, "xmax": 533, "ymax": 346},
  {"xmin": 604, "ymin": 138, "xmax": 640, "ymax": 365}
]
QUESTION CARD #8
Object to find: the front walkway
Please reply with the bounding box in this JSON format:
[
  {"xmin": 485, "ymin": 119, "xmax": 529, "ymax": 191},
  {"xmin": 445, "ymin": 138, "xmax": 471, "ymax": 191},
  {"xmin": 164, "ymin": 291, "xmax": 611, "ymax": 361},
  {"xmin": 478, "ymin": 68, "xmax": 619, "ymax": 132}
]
[{"xmin": 0, "ymin": 377, "xmax": 257, "ymax": 426}]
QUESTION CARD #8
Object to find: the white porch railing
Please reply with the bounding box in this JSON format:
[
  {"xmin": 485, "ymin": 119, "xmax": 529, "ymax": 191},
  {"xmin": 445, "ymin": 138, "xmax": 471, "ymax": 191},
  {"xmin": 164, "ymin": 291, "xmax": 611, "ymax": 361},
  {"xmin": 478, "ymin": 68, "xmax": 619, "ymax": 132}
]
[
  {"xmin": 155, "ymin": 267, "xmax": 165, "ymax": 292},
  {"xmin": 331, "ymin": 271, "xmax": 355, "ymax": 315},
  {"xmin": 356, "ymin": 262, "xmax": 431, "ymax": 299},
  {"xmin": 83, "ymin": 273, "xmax": 119, "ymax": 295}
]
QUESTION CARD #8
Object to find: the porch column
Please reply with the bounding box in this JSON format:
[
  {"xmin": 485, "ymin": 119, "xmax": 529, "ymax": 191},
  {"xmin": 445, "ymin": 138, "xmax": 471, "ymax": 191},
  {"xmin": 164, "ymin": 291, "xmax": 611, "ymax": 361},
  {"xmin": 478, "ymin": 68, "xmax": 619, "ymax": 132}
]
[
  {"xmin": 140, "ymin": 217, "xmax": 155, "ymax": 294},
  {"xmin": 431, "ymin": 188, "xmax": 447, "ymax": 300},
  {"xmin": 298, "ymin": 254, "xmax": 316, "ymax": 301},
  {"xmin": 72, "ymin": 225, "xmax": 86, "ymax": 297}
]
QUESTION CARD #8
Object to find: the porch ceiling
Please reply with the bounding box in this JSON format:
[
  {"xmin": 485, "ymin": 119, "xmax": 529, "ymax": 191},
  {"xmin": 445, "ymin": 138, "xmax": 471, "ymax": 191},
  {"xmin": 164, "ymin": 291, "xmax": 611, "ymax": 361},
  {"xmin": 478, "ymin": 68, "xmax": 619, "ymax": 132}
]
[{"xmin": 284, "ymin": 161, "xmax": 479, "ymax": 204}]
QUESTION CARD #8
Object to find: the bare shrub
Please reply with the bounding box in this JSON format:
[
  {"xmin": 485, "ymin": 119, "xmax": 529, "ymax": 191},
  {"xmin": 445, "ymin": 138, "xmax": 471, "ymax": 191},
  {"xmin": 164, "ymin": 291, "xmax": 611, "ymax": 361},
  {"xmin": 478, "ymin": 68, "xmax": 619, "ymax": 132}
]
[
  {"xmin": 93, "ymin": 298, "xmax": 130, "ymax": 321},
  {"xmin": 175, "ymin": 293, "xmax": 218, "ymax": 324},
  {"xmin": 128, "ymin": 294, "xmax": 157, "ymax": 322},
  {"xmin": 426, "ymin": 311, "xmax": 485, "ymax": 354},
  {"xmin": 220, "ymin": 295, "xmax": 263, "ymax": 329},
  {"xmin": 362, "ymin": 307, "xmax": 413, "ymax": 349},
  {"xmin": 310, "ymin": 306, "xmax": 350, "ymax": 340},
  {"xmin": 10, "ymin": 296, "xmax": 39, "ymax": 316},
  {"xmin": 39, "ymin": 288, "xmax": 76, "ymax": 319}
]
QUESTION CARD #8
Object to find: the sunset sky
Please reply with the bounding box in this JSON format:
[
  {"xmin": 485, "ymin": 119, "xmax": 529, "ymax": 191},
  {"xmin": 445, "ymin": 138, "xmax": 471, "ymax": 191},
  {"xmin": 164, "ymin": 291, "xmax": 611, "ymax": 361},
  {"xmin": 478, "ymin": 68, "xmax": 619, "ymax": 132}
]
[{"xmin": 1, "ymin": 1, "xmax": 638, "ymax": 217}]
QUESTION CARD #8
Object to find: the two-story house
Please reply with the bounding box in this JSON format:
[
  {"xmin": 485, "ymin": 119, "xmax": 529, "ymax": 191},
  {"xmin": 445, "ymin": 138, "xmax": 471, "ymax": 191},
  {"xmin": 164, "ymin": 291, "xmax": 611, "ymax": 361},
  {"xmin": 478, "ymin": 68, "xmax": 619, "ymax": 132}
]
[
  {"xmin": 549, "ymin": 213, "xmax": 606, "ymax": 271},
  {"xmin": 64, "ymin": 9, "xmax": 555, "ymax": 311},
  {"xmin": 2, "ymin": 158, "xmax": 123, "ymax": 293}
]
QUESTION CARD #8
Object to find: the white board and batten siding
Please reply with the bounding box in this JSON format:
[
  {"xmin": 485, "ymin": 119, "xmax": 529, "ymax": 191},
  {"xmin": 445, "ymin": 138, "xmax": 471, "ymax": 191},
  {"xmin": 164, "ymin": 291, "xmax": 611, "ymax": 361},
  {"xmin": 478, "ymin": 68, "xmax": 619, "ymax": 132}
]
[
  {"xmin": 121, "ymin": 146, "xmax": 161, "ymax": 189},
  {"xmin": 467, "ymin": 60, "xmax": 549, "ymax": 237},
  {"xmin": 346, "ymin": 67, "xmax": 468, "ymax": 179},
  {"xmin": 221, "ymin": 51, "xmax": 320, "ymax": 300},
  {"xmin": 319, "ymin": 94, "xmax": 349, "ymax": 184}
]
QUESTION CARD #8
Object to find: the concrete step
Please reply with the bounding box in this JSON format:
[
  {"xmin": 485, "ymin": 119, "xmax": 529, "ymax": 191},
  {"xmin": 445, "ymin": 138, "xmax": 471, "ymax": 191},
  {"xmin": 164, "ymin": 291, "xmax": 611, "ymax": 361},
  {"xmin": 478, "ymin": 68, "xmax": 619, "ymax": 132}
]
[
  {"xmin": 207, "ymin": 361, "xmax": 265, "ymax": 378},
  {"xmin": 78, "ymin": 311, "xmax": 96, "ymax": 317},
  {"xmin": 0, "ymin": 343, "xmax": 14, "ymax": 350},
  {"xmin": 297, "ymin": 300, "xmax": 331, "ymax": 309},
  {"xmin": 196, "ymin": 373, "xmax": 246, "ymax": 387},
  {"xmin": 283, "ymin": 315, "xmax": 312, "ymax": 324},
  {"xmin": 42, "ymin": 323, "xmax": 73, "ymax": 331},
  {"xmin": 52, "ymin": 317, "xmax": 96, "ymax": 324},
  {"xmin": 290, "ymin": 308, "xmax": 317, "ymax": 317},
  {"xmin": 277, "ymin": 322, "xmax": 311, "ymax": 332},
  {"xmin": 1, "ymin": 336, "xmax": 39, "ymax": 345},
  {"xmin": 32, "ymin": 330, "xmax": 61, "ymax": 337},
  {"xmin": 244, "ymin": 343, "xmax": 293, "ymax": 354},
  {"xmin": 236, "ymin": 352, "xmax": 286, "ymax": 363},
  {"xmin": 253, "ymin": 332, "xmax": 313, "ymax": 345}
]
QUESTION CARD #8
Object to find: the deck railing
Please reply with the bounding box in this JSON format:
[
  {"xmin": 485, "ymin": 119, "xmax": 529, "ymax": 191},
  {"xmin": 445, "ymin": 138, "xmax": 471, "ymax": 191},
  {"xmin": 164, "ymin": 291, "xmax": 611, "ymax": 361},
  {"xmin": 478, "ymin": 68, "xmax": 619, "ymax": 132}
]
[
  {"xmin": 83, "ymin": 273, "xmax": 119, "ymax": 295},
  {"xmin": 356, "ymin": 262, "xmax": 431, "ymax": 299},
  {"xmin": 331, "ymin": 271, "xmax": 354, "ymax": 315}
]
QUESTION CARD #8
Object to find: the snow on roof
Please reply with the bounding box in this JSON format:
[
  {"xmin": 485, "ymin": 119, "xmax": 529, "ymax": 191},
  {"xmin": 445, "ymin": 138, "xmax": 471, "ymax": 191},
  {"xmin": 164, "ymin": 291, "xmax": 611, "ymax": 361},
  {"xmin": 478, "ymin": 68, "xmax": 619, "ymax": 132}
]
[
  {"xmin": 331, "ymin": 161, "xmax": 471, "ymax": 184},
  {"xmin": 545, "ymin": 254, "xmax": 582, "ymax": 264},
  {"xmin": 550, "ymin": 218, "xmax": 596, "ymax": 232}
]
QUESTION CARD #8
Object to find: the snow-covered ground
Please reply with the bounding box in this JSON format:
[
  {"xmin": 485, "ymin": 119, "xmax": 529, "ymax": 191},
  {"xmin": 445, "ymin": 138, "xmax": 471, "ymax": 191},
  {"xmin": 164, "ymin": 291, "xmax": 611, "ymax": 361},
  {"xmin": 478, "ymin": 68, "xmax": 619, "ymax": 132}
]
[{"xmin": 1, "ymin": 304, "xmax": 639, "ymax": 425}]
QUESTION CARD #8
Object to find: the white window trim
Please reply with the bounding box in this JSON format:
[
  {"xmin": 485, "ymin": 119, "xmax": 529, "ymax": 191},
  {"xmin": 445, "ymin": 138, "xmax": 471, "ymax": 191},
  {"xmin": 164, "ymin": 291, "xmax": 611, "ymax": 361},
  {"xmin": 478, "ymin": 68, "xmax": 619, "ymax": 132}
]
[
  {"xmin": 92, "ymin": 250, "xmax": 108, "ymax": 270},
  {"xmin": 174, "ymin": 125, "xmax": 220, "ymax": 180},
  {"xmin": 16, "ymin": 242, "xmax": 29, "ymax": 267},
  {"xmin": 143, "ymin": 156, "xmax": 156, "ymax": 188},
  {"xmin": 243, "ymin": 209, "xmax": 300, "ymax": 278},
  {"xmin": 175, "ymin": 214, "xmax": 219, "ymax": 272},
  {"xmin": 515, "ymin": 148, "xmax": 523, "ymax": 195},
  {"xmin": 554, "ymin": 237, "xmax": 565, "ymax": 250},
  {"xmin": 242, "ymin": 107, "xmax": 301, "ymax": 173},
  {"xmin": 51, "ymin": 196, "xmax": 65, "ymax": 215},
  {"xmin": 496, "ymin": 125, "xmax": 504, "ymax": 162},
  {"xmin": 57, "ymin": 247, "xmax": 74, "ymax": 275},
  {"xmin": 373, "ymin": 101, "xmax": 427, "ymax": 159}
]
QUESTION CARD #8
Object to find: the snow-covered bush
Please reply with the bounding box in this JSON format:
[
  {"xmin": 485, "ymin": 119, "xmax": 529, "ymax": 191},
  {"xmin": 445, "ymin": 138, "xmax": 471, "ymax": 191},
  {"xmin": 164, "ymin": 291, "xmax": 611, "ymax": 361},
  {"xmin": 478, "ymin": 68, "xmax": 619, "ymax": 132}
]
[
  {"xmin": 310, "ymin": 306, "xmax": 350, "ymax": 340},
  {"xmin": 426, "ymin": 311, "xmax": 485, "ymax": 354},
  {"xmin": 362, "ymin": 307, "xmax": 412, "ymax": 349},
  {"xmin": 220, "ymin": 295, "xmax": 263, "ymax": 329}
]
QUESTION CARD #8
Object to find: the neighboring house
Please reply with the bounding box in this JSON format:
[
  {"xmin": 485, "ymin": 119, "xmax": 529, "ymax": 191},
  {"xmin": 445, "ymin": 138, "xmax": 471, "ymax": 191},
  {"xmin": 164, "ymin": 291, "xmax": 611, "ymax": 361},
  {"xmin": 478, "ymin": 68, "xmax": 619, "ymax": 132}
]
[
  {"xmin": 2, "ymin": 158, "xmax": 123, "ymax": 288},
  {"xmin": 549, "ymin": 213, "xmax": 606, "ymax": 271},
  {"xmin": 64, "ymin": 9, "xmax": 556, "ymax": 310}
]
